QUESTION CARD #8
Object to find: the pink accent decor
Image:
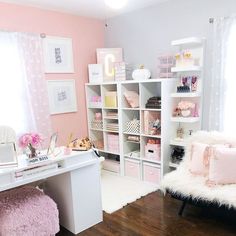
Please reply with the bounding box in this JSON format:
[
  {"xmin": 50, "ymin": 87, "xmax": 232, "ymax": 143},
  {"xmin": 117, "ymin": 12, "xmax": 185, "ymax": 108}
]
[
  {"xmin": 189, "ymin": 142, "xmax": 210, "ymax": 176},
  {"xmin": 0, "ymin": 186, "xmax": 59, "ymax": 236},
  {"xmin": 125, "ymin": 159, "xmax": 140, "ymax": 179},
  {"xmin": 0, "ymin": 2, "xmax": 104, "ymax": 146},
  {"xmin": 208, "ymin": 147, "xmax": 236, "ymax": 185},
  {"xmin": 145, "ymin": 143, "xmax": 161, "ymax": 161},
  {"xmin": 107, "ymin": 133, "xmax": 119, "ymax": 153},
  {"xmin": 143, "ymin": 163, "xmax": 161, "ymax": 184},
  {"xmin": 124, "ymin": 91, "xmax": 139, "ymax": 108}
]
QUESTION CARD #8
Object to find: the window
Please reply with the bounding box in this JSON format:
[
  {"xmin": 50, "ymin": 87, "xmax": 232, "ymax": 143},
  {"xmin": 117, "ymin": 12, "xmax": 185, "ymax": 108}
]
[{"xmin": 0, "ymin": 31, "xmax": 51, "ymax": 137}]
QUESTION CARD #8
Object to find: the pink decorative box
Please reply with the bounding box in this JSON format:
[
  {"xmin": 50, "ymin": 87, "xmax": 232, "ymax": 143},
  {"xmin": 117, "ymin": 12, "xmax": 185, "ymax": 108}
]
[
  {"xmin": 145, "ymin": 143, "xmax": 161, "ymax": 161},
  {"xmin": 103, "ymin": 159, "xmax": 120, "ymax": 173},
  {"xmin": 125, "ymin": 159, "xmax": 140, "ymax": 179},
  {"xmin": 107, "ymin": 134, "xmax": 119, "ymax": 153},
  {"xmin": 143, "ymin": 163, "xmax": 161, "ymax": 184}
]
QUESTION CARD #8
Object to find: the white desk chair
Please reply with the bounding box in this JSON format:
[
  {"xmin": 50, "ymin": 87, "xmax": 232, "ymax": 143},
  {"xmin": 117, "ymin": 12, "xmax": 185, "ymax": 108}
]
[{"xmin": 0, "ymin": 125, "xmax": 17, "ymax": 143}]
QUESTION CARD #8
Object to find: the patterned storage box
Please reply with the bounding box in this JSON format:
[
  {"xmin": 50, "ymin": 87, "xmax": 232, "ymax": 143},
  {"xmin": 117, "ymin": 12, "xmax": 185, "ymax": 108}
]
[
  {"xmin": 145, "ymin": 143, "xmax": 161, "ymax": 161},
  {"xmin": 107, "ymin": 134, "xmax": 119, "ymax": 153},
  {"xmin": 91, "ymin": 120, "xmax": 103, "ymax": 129},
  {"xmin": 126, "ymin": 119, "xmax": 140, "ymax": 134}
]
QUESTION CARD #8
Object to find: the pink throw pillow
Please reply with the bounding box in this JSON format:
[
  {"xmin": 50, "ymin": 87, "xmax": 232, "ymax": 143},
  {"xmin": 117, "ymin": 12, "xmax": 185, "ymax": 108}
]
[
  {"xmin": 189, "ymin": 142, "xmax": 210, "ymax": 176},
  {"xmin": 208, "ymin": 147, "xmax": 236, "ymax": 185},
  {"xmin": 124, "ymin": 91, "xmax": 139, "ymax": 108}
]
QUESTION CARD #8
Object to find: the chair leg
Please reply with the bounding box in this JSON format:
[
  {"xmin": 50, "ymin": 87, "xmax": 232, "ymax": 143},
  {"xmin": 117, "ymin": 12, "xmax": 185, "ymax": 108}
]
[{"xmin": 178, "ymin": 200, "xmax": 187, "ymax": 216}]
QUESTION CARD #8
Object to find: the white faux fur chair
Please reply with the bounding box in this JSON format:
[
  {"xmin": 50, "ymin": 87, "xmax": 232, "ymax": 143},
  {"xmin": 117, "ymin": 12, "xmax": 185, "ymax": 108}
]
[{"xmin": 161, "ymin": 131, "xmax": 236, "ymax": 215}]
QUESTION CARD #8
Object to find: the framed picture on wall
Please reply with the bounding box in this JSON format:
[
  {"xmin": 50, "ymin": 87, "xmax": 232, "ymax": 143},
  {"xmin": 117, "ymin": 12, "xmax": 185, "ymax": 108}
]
[
  {"xmin": 47, "ymin": 80, "xmax": 77, "ymax": 115},
  {"xmin": 43, "ymin": 36, "xmax": 74, "ymax": 73}
]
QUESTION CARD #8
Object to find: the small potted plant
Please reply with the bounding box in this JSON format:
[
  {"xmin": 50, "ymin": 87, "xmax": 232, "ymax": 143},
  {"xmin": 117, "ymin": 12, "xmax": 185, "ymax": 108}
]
[
  {"xmin": 177, "ymin": 101, "xmax": 195, "ymax": 117},
  {"xmin": 19, "ymin": 133, "xmax": 43, "ymax": 158}
]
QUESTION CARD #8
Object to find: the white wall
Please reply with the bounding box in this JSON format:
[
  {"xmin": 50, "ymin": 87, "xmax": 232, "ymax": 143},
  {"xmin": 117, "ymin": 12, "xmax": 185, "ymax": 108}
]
[{"xmin": 105, "ymin": 0, "xmax": 236, "ymax": 129}]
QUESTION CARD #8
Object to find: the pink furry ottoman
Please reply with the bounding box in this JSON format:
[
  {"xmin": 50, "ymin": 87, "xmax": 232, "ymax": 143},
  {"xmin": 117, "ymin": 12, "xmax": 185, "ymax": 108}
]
[{"xmin": 0, "ymin": 186, "xmax": 59, "ymax": 236}]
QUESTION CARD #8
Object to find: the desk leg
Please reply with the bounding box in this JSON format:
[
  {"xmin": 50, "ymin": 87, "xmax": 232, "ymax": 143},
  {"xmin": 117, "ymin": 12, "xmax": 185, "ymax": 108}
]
[{"xmin": 45, "ymin": 162, "xmax": 103, "ymax": 234}]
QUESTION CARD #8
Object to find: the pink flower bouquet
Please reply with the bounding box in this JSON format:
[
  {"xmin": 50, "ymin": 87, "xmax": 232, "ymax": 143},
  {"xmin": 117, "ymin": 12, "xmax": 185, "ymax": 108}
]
[
  {"xmin": 19, "ymin": 133, "xmax": 43, "ymax": 158},
  {"xmin": 177, "ymin": 101, "xmax": 195, "ymax": 110}
]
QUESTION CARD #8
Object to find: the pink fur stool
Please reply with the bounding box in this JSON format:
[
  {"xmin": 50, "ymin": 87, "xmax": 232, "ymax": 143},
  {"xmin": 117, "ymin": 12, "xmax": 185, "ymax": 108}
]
[{"xmin": 0, "ymin": 186, "xmax": 60, "ymax": 236}]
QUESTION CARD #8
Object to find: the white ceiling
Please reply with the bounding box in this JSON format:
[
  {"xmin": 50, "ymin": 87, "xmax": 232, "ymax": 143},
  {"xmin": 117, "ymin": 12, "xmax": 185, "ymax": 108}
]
[{"xmin": 0, "ymin": 0, "xmax": 168, "ymax": 19}]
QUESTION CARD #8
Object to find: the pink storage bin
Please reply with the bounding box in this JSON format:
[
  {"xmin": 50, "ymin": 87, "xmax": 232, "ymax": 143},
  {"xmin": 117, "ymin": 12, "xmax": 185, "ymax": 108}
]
[
  {"xmin": 125, "ymin": 159, "xmax": 140, "ymax": 179},
  {"xmin": 103, "ymin": 159, "xmax": 120, "ymax": 173},
  {"xmin": 145, "ymin": 143, "xmax": 161, "ymax": 161},
  {"xmin": 107, "ymin": 134, "xmax": 119, "ymax": 153},
  {"xmin": 143, "ymin": 162, "xmax": 161, "ymax": 184}
]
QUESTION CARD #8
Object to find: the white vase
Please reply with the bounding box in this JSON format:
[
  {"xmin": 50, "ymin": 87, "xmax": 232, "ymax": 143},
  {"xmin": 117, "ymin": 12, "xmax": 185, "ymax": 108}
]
[{"xmin": 181, "ymin": 109, "xmax": 191, "ymax": 117}]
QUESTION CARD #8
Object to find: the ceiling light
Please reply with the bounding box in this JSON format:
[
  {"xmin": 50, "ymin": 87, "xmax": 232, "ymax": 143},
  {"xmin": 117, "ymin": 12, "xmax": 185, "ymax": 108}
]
[{"xmin": 104, "ymin": 0, "xmax": 128, "ymax": 9}]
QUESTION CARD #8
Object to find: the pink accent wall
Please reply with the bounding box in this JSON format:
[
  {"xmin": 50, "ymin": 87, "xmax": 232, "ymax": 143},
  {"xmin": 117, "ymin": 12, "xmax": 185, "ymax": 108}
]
[{"xmin": 0, "ymin": 2, "xmax": 104, "ymax": 145}]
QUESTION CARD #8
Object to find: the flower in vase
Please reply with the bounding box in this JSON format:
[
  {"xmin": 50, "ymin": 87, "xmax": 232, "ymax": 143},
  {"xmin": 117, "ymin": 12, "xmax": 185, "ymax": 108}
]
[
  {"xmin": 177, "ymin": 101, "xmax": 195, "ymax": 110},
  {"xmin": 19, "ymin": 133, "xmax": 43, "ymax": 158}
]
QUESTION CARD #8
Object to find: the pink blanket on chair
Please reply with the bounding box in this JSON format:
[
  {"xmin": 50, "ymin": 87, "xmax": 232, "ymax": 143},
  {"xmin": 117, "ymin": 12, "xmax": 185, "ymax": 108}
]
[{"xmin": 0, "ymin": 186, "xmax": 59, "ymax": 236}]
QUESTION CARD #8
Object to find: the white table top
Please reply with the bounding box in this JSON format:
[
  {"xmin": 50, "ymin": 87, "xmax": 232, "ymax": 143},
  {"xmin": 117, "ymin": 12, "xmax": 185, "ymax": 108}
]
[{"xmin": 0, "ymin": 148, "xmax": 99, "ymax": 192}]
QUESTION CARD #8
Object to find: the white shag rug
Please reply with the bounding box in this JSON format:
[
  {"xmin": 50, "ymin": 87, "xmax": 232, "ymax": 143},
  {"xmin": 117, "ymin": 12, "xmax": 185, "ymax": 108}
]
[{"xmin": 101, "ymin": 170, "xmax": 158, "ymax": 214}]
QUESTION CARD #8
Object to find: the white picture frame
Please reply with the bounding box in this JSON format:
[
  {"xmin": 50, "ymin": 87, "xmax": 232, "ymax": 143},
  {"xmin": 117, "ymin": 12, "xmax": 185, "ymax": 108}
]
[
  {"xmin": 88, "ymin": 64, "xmax": 103, "ymax": 83},
  {"xmin": 43, "ymin": 36, "xmax": 74, "ymax": 73},
  {"xmin": 47, "ymin": 80, "xmax": 77, "ymax": 115}
]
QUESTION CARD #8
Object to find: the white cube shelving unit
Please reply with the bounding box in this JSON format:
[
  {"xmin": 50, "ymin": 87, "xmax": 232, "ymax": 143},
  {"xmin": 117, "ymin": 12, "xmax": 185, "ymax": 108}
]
[
  {"xmin": 85, "ymin": 79, "xmax": 176, "ymax": 186},
  {"xmin": 169, "ymin": 37, "xmax": 205, "ymax": 169}
]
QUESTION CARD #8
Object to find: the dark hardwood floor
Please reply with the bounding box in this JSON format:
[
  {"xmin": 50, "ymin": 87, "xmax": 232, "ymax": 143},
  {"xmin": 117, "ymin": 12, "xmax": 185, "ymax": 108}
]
[{"xmin": 57, "ymin": 191, "xmax": 236, "ymax": 236}]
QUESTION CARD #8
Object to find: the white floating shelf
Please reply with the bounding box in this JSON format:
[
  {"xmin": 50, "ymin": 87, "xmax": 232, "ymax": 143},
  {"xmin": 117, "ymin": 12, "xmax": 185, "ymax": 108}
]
[
  {"xmin": 171, "ymin": 66, "xmax": 202, "ymax": 72},
  {"xmin": 170, "ymin": 140, "xmax": 187, "ymax": 147},
  {"xmin": 171, "ymin": 92, "xmax": 201, "ymax": 98},
  {"xmin": 171, "ymin": 37, "xmax": 204, "ymax": 47},
  {"xmin": 169, "ymin": 162, "xmax": 179, "ymax": 168},
  {"xmin": 171, "ymin": 117, "xmax": 200, "ymax": 123}
]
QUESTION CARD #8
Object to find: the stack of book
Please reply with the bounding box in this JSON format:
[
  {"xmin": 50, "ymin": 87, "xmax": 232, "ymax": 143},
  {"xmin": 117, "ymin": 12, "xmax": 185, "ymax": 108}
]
[
  {"xmin": 106, "ymin": 122, "xmax": 119, "ymax": 132},
  {"xmin": 145, "ymin": 97, "xmax": 161, "ymax": 109}
]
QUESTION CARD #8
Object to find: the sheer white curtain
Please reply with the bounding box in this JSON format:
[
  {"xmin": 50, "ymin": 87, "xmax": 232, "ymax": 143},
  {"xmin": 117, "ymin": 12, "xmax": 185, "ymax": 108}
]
[
  {"xmin": 208, "ymin": 17, "xmax": 236, "ymax": 134},
  {"xmin": 0, "ymin": 31, "xmax": 51, "ymax": 139}
]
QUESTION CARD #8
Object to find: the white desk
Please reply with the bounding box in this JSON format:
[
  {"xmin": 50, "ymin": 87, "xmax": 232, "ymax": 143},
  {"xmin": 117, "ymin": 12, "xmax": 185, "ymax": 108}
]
[{"xmin": 0, "ymin": 148, "xmax": 103, "ymax": 234}]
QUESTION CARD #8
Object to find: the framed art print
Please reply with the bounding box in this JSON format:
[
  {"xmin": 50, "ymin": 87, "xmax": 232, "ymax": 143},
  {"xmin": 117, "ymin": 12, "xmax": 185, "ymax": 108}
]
[
  {"xmin": 88, "ymin": 64, "xmax": 103, "ymax": 83},
  {"xmin": 43, "ymin": 36, "xmax": 74, "ymax": 73},
  {"xmin": 96, "ymin": 48, "xmax": 123, "ymax": 81},
  {"xmin": 47, "ymin": 79, "xmax": 77, "ymax": 115}
]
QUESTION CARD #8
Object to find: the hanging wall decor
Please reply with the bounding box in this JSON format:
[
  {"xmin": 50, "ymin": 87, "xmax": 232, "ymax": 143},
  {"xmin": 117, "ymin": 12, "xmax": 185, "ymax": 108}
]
[
  {"xmin": 47, "ymin": 80, "xmax": 77, "ymax": 115},
  {"xmin": 43, "ymin": 36, "xmax": 74, "ymax": 73}
]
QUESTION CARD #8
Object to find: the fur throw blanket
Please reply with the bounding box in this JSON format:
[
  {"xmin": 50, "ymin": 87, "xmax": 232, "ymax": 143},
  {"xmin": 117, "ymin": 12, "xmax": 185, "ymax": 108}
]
[{"xmin": 161, "ymin": 131, "xmax": 236, "ymax": 209}]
